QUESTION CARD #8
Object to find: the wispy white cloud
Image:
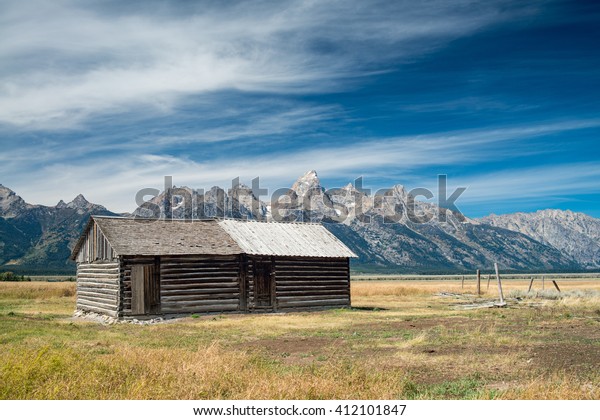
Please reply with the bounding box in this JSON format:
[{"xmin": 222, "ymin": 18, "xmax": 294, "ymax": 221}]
[
  {"xmin": 8, "ymin": 118, "xmax": 599, "ymax": 212},
  {"xmin": 451, "ymin": 162, "xmax": 600, "ymax": 205},
  {"xmin": 0, "ymin": 0, "xmax": 523, "ymax": 128}
]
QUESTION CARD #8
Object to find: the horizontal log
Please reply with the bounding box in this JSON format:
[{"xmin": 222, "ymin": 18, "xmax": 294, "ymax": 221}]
[
  {"xmin": 278, "ymin": 305, "xmax": 350, "ymax": 313},
  {"xmin": 77, "ymin": 285, "xmax": 119, "ymax": 294},
  {"xmin": 77, "ymin": 268, "xmax": 120, "ymax": 275},
  {"xmin": 161, "ymin": 298, "xmax": 239, "ymax": 306},
  {"xmin": 77, "ymin": 263, "xmax": 120, "ymax": 269},
  {"xmin": 161, "ymin": 293, "xmax": 240, "ymax": 301},
  {"xmin": 275, "ymin": 271, "xmax": 348, "ymax": 280},
  {"xmin": 159, "ymin": 261, "xmax": 237, "ymax": 267},
  {"xmin": 277, "ymin": 298, "xmax": 349, "ymax": 308},
  {"xmin": 160, "ymin": 255, "xmax": 238, "ymax": 261},
  {"xmin": 160, "ymin": 304, "xmax": 239, "ymax": 313},
  {"xmin": 160, "ymin": 269, "xmax": 239, "ymax": 277},
  {"xmin": 162, "ymin": 288, "xmax": 239, "ymax": 296},
  {"xmin": 274, "ymin": 271, "xmax": 347, "ymax": 276},
  {"xmin": 77, "ymin": 262, "xmax": 120, "ymax": 268},
  {"xmin": 161, "ymin": 282, "xmax": 239, "ymax": 289},
  {"xmin": 276, "ymin": 283, "xmax": 349, "ymax": 289},
  {"xmin": 77, "ymin": 277, "xmax": 119, "ymax": 285},
  {"xmin": 276, "ymin": 289, "xmax": 349, "ymax": 297},
  {"xmin": 76, "ymin": 273, "xmax": 120, "ymax": 280},
  {"xmin": 76, "ymin": 303, "xmax": 118, "ymax": 318},
  {"xmin": 277, "ymin": 295, "xmax": 348, "ymax": 303},
  {"xmin": 77, "ymin": 292, "xmax": 118, "ymax": 305},
  {"xmin": 77, "ymin": 288, "xmax": 119, "ymax": 301},
  {"xmin": 160, "ymin": 273, "xmax": 238, "ymax": 281},
  {"xmin": 161, "ymin": 277, "xmax": 239, "ymax": 288},
  {"xmin": 77, "ymin": 277, "xmax": 119, "ymax": 284},
  {"xmin": 121, "ymin": 260, "xmax": 156, "ymax": 265},
  {"xmin": 76, "ymin": 297, "xmax": 118, "ymax": 311},
  {"xmin": 77, "ymin": 269, "xmax": 119, "ymax": 275},
  {"xmin": 274, "ymin": 260, "xmax": 347, "ymax": 266}
]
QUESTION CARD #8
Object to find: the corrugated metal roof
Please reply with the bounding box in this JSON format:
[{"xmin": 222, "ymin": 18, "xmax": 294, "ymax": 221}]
[
  {"xmin": 90, "ymin": 217, "xmax": 243, "ymax": 256},
  {"xmin": 218, "ymin": 219, "xmax": 357, "ymax": 258}
]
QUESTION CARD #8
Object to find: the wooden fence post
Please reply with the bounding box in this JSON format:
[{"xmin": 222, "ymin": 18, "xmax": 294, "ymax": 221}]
[
  {"xmin": 542, "ymin": 275, "xmax": 545, "ymax": 290},
  {"xmin": 461, "ymin": 275, "xmax": 464, "ymax": 289},
  {"xmin": 527, "ymin": 277, "xmax": 534, "ymax": 293},
  {"xmin": 494, "ymin": 263, "xmax": 505, "ymax": 305},
  {"xmin": 476, "ymin": 269, "xmax": 481, "ymax": 295},
  {"xmin": 552, "ymin": 280, "xmax": 561, "ymax": 292}
]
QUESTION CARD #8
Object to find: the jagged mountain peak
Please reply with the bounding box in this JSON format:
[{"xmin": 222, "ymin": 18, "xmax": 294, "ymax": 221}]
[
  {"xmin": 0, "ymin": 184, "xmax": 27, "ymax": 217},
  {"xmin": 0, "ymin": 184, "xmax": 20, "ymax": 199},
  {"xmin": 291, "ymin": 169, "xmax": 323, "ymax": 197},
  {"xmin": 68, "ymin": 194, "xmax": 90, "ymax": 208},
  {"xmin": 1, "ymin": 178, "xmax": 598, "ymax": 274},
  {"xmin": 390, "ymin": 184, "xmax": 410, "ymax": 199}
]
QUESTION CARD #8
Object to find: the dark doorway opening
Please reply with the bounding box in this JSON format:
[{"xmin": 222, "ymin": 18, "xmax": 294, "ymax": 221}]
[
  {"xmin": 131, "ymin": 261, "xmax": 161, "ymax": 315},
  {"xmin": 253, "ymin": 261, "xmax": 273, "ymax": 309}
]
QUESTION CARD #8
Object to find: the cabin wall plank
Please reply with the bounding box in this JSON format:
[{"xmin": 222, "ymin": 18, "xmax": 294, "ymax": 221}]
[
  {"xmin": 273, "ymin": 257, "xmax": 350, "ymax": 311},
  {"xmin": 76, "ymin": 261, "xmax": 120, "ymax": 316}
]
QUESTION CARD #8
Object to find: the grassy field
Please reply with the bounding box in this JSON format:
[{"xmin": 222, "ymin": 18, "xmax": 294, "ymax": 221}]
[{"xmin": 1, "ymin": 277, "xmax": 599, "ymax": 400}]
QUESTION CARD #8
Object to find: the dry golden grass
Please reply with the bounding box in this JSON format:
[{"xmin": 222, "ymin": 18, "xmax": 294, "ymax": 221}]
[
  {"xmin": 493, "ymin": 372, "xmax": 600, "ymax": 399},
  {"xmin": 1, "ymin": 278, "xmax": 599, "ymax": 400},
  {"xmin": 0, "ymin": 342, "xmax": 411, "ymax": 400},
  {"xmin": 0, "ymin": 282, "xmax": 76, "ymax": 300}
]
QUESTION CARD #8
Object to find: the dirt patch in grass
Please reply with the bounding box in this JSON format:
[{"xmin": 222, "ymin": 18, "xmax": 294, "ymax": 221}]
[
  {"xmin": 245, "ymin": 336, "xmax": 337, "ymax": 365},
  {"xmin": 247, "ymin": 336, "xmax": 335, "ymax": 355},
  {"xmin": 355, "ymin": 315, "xmax": 491, "ymax": 334},
  {"xmin": 529, "ymin": 343, "xmax": 600, "ymax": 372}
]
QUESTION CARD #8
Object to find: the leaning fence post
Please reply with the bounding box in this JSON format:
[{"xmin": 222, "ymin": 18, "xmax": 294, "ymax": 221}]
[
  {"xmin": 552, "ymin": 280, "xmax": 561, "ymax": 292},
  {"xmin": 494, "ymin": 262, "xmax": 505, "ymax": 305},
  {"xmin": 527, "ymin": 277, "xmax": 534, "ymax": 293}
]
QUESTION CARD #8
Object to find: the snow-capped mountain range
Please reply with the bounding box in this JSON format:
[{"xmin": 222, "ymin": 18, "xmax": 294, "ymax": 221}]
[{"xmin": 1, "ymin": 171, "xmax": 598, "ymax": 273}]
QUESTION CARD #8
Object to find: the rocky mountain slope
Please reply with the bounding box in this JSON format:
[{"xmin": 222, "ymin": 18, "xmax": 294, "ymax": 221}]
[
  {"xmin": 480, "ymin": 210, "xmax": 600, "ymax": 269},
  {"xmin": 133, "ymin": 170, "xmax": 578, "ymax": 273},
  {"xmin": 281, "ymin": 172, "xmax": 576, "ymax": 273},
  {"xmin": 0, "ymin": 185, "xmax": 117, "ymax": 273},
  {"xmin": 1, "ymin": 171, "xmax": 597, "ymax": 274}
]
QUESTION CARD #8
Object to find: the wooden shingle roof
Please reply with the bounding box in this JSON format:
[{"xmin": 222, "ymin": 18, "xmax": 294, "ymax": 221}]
[{"xmin": 74, "ymin": 217, "xmax": 243, "ymax": 258}]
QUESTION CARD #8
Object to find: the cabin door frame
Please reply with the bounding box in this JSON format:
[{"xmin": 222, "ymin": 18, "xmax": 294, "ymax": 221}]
[
  {"xmin": 131, "ymin": 259, "xmax": 161, "ymax": 315},
  {"xmin": 253, "ymin": 259, "xmax": 273, "ymax": 309}
]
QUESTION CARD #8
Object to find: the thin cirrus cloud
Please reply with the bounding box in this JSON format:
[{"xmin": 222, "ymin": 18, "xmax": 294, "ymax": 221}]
[
  {"xmin": 0, "ymin": 0, "xmax": 523, "ymax": 128},
  {"xmin": 11, "ymin": 118, "xmax": 599, "ymax": 212},
  {"xmin": 1, "ymin": 1, "xmax": 598, "ymax": 218}
]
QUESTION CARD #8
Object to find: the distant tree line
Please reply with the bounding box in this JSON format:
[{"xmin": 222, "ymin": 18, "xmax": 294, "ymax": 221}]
[{"xmin": 0, "ymin": 272, "xmax": 32, "ymax": 282}]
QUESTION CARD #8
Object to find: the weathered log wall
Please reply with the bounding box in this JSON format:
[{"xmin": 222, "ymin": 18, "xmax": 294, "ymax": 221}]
[
  {"xmin": 159, "ymin": 255, "xmax": 241, "ymax": 314},
  {"xmin": 76, "ymin": 261, "xmax": 120, "ymax": 317},
  {"xmin": 78, "ymin": 254, "xmax": 351, "ymax": 318},
  {"xmin": 273, "ymin": 257, "xmax": 350, "ymax": 311}
]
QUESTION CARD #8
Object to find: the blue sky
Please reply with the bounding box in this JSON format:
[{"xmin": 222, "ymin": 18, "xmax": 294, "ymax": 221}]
[{"xmin": 0, "ymin": 0, "xmax": 599, "ymax": 217}]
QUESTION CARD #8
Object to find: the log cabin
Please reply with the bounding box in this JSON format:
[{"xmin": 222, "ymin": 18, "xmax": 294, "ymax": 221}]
[{"xmin": 70, "ymin": 216, "xmax": 357, "ymax": 319}]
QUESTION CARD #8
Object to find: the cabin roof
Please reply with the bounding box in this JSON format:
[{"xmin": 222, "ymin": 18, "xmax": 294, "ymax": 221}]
[
  {"xmin": 71, "ymin": 216, "xmax": 357, "ymax": 259},
  {"xmin": 218, "ymin": 219, "xmax": 357, "ymax": 258}
]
